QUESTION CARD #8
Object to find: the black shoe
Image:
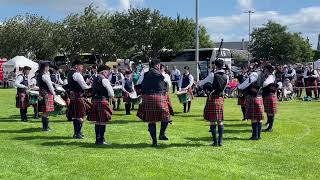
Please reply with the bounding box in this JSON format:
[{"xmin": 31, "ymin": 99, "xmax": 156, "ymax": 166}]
[
  {"xmin": 212, "ymin": 141, "xmax": 218, "ymax": 146},
  {"xmin": 264, "ymin": 128, "xmax": 273, "ymax": 132},
  {"xmin": 159, "ymin": 135, "xmax": 168, "ymax": 140}
]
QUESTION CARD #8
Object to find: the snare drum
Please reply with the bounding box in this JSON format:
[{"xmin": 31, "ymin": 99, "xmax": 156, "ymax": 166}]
[
  {"xmin": 113, "ymin": 86, "xmax": 123, "ymax": 98},
  {"xmin": 129, "ymin": 92, "xmax": 142, "ymax": 105},
  {"xmin": 176, "ymin": 90, "xmax": 190, "ymax": 104},
  {"xmin": 53, "ymin": 95, "xmax": 66, "ymax": 115},
  {"xmin": 28, "ymin": 90, "xmax": 39, "ymax": 105},
  {"xmin": 55, "ymin": 84, "xmax": 65, "ymax": 93}
]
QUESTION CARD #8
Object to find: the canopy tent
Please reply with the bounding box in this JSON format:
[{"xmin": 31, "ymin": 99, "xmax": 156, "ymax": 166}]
[
  {"xmin": 314, "ymin": 59, "xmax": 320, "ymax": 70},
  {"xmin": 2, "ymin": 56, "xmax": 38, "ymax": 79}
]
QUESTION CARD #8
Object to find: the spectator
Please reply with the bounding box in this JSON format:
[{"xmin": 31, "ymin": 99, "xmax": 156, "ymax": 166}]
[
  {"xmin": 170, "ymin": 66, "xmax": 181, "ymax": 93},
  {"xmin": 282, "ymin": 78, "xmax": 293, "ymax": 99}
]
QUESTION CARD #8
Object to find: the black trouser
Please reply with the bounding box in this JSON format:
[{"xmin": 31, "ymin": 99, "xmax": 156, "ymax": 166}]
[
  {"xmin": 112, "ymin": 98, "xmax": 121, "ymax": 110},
  {"xmin": 20, "ymin": 109, "xmax": 28, "ymax": 121},
  {"xmin": 3, "ymin": 81, "xmax": 9, "ymax": 88},
  {"xmin": 172, "ymin": 81, "xmax": 178, "ymax": 93}
]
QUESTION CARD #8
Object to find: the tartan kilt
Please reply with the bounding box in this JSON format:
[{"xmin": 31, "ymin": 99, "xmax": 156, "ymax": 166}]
[
  {"xmin": 137, "ymin": 94, "xmax": 170, "ymax": 122},
  {"xmin": 123, "ymin": 92, "xmax": 131, "ymax": 103},
  {"xmin": 167, "ymin": 94, "xmax": 174, "ymax": 116},
  {"xmin": 245, "ymin": 96, "xmax": 264, "ymax": 121},
  {"xmin": 38, "ymin": 90, "xmax": 54, "ymax": 113},
  {"xmin": 263, "ymin": 94, "xmax": 278, "ymax": 115},
  {"xmin": 203, "ymin": 96, "xmax": 224, "ymax": 121},
  {"xmin": 16, "ymin": 92, "xmax": 29, "ymax": 109},
  {"xmin": 88, "ymin": 98, "xmax": 113, "ymax": 123},
  {"xmin": 68, "ymin": 92, "xmax": 87, "ymax": 119},
  {"xmin": 295, "ymin": 81, "xmax": 304, "ymax": 87}
]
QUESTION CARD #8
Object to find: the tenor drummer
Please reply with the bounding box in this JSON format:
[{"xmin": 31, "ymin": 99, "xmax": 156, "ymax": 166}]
[
  {"xmin": 30, "ymin": 71, "xmax": 39, "ymax": 119},
  {"xmin": 88, "ymin": 65, "xmax": 114, "ymax": 145},
  {"xmin": 137, "ymin": 59, "xmax": 172, "ymax": 147},
  {"xmin": 160, "ymin": 64, "xmax": 174, "ymax": 116},
  {"xmin": 67, "ymin": 60, "xmax": 90, "ymax": 139},
  {"xmin": 122, "ymin": 70, "xmax": 135, "ymax": 115},
  {"xmin": 37, "ymin": 62, "xmax": 56, "ymax": 131},
  {"xmin": 15, "ymin": 66, "xmax": 32, "ymax": 122},
  {"xmin": 178, "ymin": 66, "xmax": 194, "ymax": 113},
  {"xmin": 238, "ymin": 60, "xmax": 265, "ymax": 140},
  {"xmin": 108, "ymin": 65, "xmax": 124, "ymax": 110},
  {"xmin": 198, "ymin": 60, "xmax": 228, "ymax": 146},
  {"xmin": 50, "ymin": 66, "xmax": 64, "ymax": 85}
]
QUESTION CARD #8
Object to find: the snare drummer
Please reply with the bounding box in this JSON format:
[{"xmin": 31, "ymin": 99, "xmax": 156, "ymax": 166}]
[
  {"xmin": 67, "ymin": 60, "xmax": 90, "ymax": 139},
  {"xmin": 160, "ymin": 64, "xmax": 174, "ymax": 116},
  {"xmin": 15, "ymin": 66, "xmax": 32, "ymax": 122},
  {"xmin": 178, "ymin": 66, "xmax": 194, "ymax": 113},
  {"xmin": 122, "ymin": 70, "xmax": 135, "ymax": 115},
  {"xmin": 50, "ymin": 66, "xmax": 64, "ymax": 85},
  {"xmin": 37, "ymin": 62, "xmax": 56, "ymax": 131},
  {"xmin": 108, "ymin": 65, "xmax": 124, "ymax": 110},
  {"xmin": 88, "ymin": 65, "xmax": 114, "ymax": 145},
  {"xmin": 30, "ymin": 72, "xmax": 39, "ymax": 119},
  {"xmin": 198, "ymin": 60, "xmax": 228, "ymax": 146}
]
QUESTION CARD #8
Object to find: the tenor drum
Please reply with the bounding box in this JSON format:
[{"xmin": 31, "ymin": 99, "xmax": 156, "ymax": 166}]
[
  {"xmin": 28, "ymin": 90, "xmax": 39, "ymax": 105},
  {"xmin": 176, "ymin": 90, "xmax": 190, "ymax": 104},
  {"xmin": 113, "ymin": 86, "xmax": 123, "ymax": 98},
  {"xmin": 55, "ymin": 84, "xmax": 65, "ymax": 93},
  {"xmin": 53, "ymin": 95, "xmax": 66, "ymax": 115},
  {"xmin": 129, "ymin": 92, "xmax": 142, "ymax": 105}
]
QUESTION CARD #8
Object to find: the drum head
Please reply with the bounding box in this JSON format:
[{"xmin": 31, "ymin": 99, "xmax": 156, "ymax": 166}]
[
  {"xmin": 129, "ymin": 92, "xmax": 138, "ymax": 99},
  {"xmin": 177, "ymin": 90, "xmax": 187, "ymax": 95},
  {"xmin": 54, "ymin": 96, "xmax": 66, "ymax": 106},
  {"xmin": 55, "ymin": 85, "xmax": 65, "ymax": 92},
  {"xmin": 113, "ymin": 86, "xmax": 122, "ymax": 90},
  {"xmin": 29, "ymin": 90, "xmax": 39, "ymax": 96}
]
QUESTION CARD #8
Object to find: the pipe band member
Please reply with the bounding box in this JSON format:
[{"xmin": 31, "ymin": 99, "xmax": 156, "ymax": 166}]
[
  {"xmin": 304, "ymin": 64, "xmax": 319, "ymax": 99},
  {"xmin": 262, "ymin": 65, "xmax": 278, "ymax": 132},
  {"xmin": 67, "ymin": 60, "xmax": 90, "ymax": 139},
  {"xmin": 198, "ymin": 60, "xmax": 228, "ymax": 146},
  {"xmin": 30, "ymin": 71, "xmax": 39, "ymax": 119},
  {"xmin": 161, "ymin": 64, "xmax": 174, "ymax": 117},
  {"xmin": 88, "ymin": 65, "xmax": 114, "ymax": 145},
  {"xmin": 108, "ymin": 65, "xmax": 124, "ymax": 110},
  {"xmin": 37, "ymin": 62, "xmax": 56, "ymax": 131},
  {"xmin": 15, "ymin": 66, "xmax": 32, "ymax": 122},
  {"xmin": 236, "ymin": 67, "xmax": 249, "ymax": 121},
  {"xmin": 238, "ymin": 59, "xmax": 265, "ymax": 140},
  {"xmin": 178, "ymin": 66, "xmax": 194, "ymax": 113},
  {"xmin": 295, "ymin": 64, "xmax": 304, "ymax": 97},
  {"xmin": 137, "ymin": 59, "xmax": 171, "ymax": 147},
  {"xmin": 121, "ymin": 70, "xmax": 136, "ymax": 115}
]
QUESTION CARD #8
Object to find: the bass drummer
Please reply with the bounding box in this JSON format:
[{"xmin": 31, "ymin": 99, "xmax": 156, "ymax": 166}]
[{"xmin": 108, "ymin": 65, "xmax": 124, "ymax": 110}]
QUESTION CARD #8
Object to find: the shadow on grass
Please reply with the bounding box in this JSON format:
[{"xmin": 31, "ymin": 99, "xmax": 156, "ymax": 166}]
[
  {"xmin": 0, "ymin": 127, "xmax": 42, "ymax": 133},
  {"xmin": 109, "ymin": 120, "xmax": 142, "ymax": 124},
  {"xmin": 185, "ymin": 136, "xmax": 249, "ymax": 142},
  {"xmin": 13, "ymin": 136, "xmax": 73, "ymax": 141},
  {"xmin": 40, "ymin": 141, "xmax": 205, "ymax": 149},
  {"xmin": 224, "ymin": 123, "xmax": 250, "ymax": 127}
]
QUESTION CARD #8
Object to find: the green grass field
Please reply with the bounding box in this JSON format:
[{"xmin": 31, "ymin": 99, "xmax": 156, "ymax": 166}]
[{"xmin": 0, "ymin": 89, "xmax": 319, "ymax": 180}]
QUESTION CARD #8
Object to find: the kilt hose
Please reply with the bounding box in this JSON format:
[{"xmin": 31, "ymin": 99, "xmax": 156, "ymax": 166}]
[
  {"xmin": 137, "ymin": 94, "xmax": 171, "ymax": 122},
  {"xmin": 203, "ymin": 96, "xmax": 224, "ymax": 122},
  {"xmin": 122, "ymin": 92, "xmax": 131, "ymax": 104},
  {"xmin": 245, "ymin": 96, "xmax": 264, "ymax": 121},
  {"xmin": 68, "ymin": 92, "xmax": 87, "ymax": 119},
  {"xmin": 38, "ymin": 90, "xmax": 54, "ymax": 113},
  {"xmin": 167, "ymin": 94, "xmax": 174, "ymax": 116},
  {"xmin": 263, "ymin": 94, "xmax": 278, "ymax": 115},
  {"xmin": 16, "ymin": 92, "xmax": 29, "ymax": 109},
  {"xmin": 88, "ymin": 98, "xmax": 113, "ymax": 124}
]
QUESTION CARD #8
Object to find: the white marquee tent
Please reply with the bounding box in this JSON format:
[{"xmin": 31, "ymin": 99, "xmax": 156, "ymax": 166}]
[
  {"xmin": 2, "ymin": 56, "xmax": 38, "ymax": 79},
  {"xmin": 314, "ymin": 59, "xmax": 320, "ymax": 70}
]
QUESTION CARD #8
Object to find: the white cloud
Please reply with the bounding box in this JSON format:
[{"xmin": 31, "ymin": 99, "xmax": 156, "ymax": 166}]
[
  {"xmin": 237, "ymin": 0, "xmax": 253, "ymax": 10},
  {"xmin": 200, "ymin": 6, "xmax": 320, "ymax": 48},
  {"xmin": 118, "ymin": 0, "xmax": 144, "ymax": 11}
]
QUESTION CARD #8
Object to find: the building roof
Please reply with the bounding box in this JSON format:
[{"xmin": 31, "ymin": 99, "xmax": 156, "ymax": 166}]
[{"xmin": 215, "ymin": 41, "xmax": 249, "ymax": 50}]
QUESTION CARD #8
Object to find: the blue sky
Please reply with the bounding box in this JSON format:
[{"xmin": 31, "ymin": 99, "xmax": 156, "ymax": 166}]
[{"xmin": 1, "ymin": 0, "xmax": 320, "ymax": 48}]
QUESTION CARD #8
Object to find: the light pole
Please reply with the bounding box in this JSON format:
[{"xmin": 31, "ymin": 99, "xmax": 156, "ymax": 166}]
[
  {"xmin": 245, "ymin": 10, "xmax": 254, "ymax": 64},
  {"xmin": 195, "ymin": 0, "xmax": 200, "ymax": 81}
]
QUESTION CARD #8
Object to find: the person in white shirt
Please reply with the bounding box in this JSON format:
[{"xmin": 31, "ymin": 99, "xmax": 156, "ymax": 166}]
[
  {"xmin": 282, "ymin": 78, "xmax": 293, "ymax": 98},
  {"xmin": 37, "ymin": 62, "xmax": 56, "ymax": 131},
  {"xmin": 170, "ymin": 66, "xmax": 181, "ymax": 93},
  {"xmin": 161, "ymin": 64, "xmax": 174, "ymax": 117},
  {"xmin": 121, "ymin": 70, "xmax": 136, "ymax": 115},
  {"xmin": 88, "ymin": 65, "xmax": 114, "ymax": 145},
  {"xmin": 108, "ymin": 65, "xmax": 125, "ymax": 110},
  {"xmin": 15, "ymin": 66, "xmax": 31, "ymax": 122},
  {"xmin": 50, "ymin": 66, "xmax": 64, "ymax": 85},
  {"xmin": 304, "ymin": 64, "xmax": 319, "ymax": 99},
  {"xmin": 178, "ymin": 66, "xmax": 194, "ymax": 113},
  {"xmin": 67, "ymin": 60, "xmax": 90, "ymax": 139},
  {"xmin": 284, "ymin": 65, "xmax": 296, "ymax": 81}
]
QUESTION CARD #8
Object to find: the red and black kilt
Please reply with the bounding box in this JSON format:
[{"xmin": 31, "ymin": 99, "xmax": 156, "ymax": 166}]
[
  {"xmin": 68, "ymin": 92, "xmax": 87, "ymax": 119},
  {"xmin": 263, "ymin": 94, "xmax": 278, "ymax": 115},
  {"xmin": 88, "ymin": 98, "xmax": 113, "ymax": 123},
  {"xmin": 245, "ymin": 96, "xmax": 264, "ymax": 121},
  {"xmin": 38, "ymin": 90, "xmax": 54, "ymax": 113},
  {"xmin": 167, "ymin": 94, "xmax": 174, "ymax": 116},
  {"xmin": 137, "ymin": 94, "xmax": 170, "ymax": 122},
  {"xmin": 295, "ymin": 80, "xmax": 304, "ymax": 87},
  {"xmin": 203, "ymin": 96, "xmax": 224, "ymax": 122},
  {"xmin": 16, "ymin": 92, "xmax": 29, "ymax": 109},
  {"xmin": 122, "ymin": 92, "xmax": 131, "ymax": 103}
]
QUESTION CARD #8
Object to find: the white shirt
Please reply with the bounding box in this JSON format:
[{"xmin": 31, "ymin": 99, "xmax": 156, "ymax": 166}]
[
  {"xmin": 284, "ymin": 69, "xmax": 296, "ymax": 78},
  {"xmin": 137, "ymin": 69, "xmax": 147, "ymax": 85},
  {"xmin": 52, "ymin": 73, "xmax": 64, "ymax": 85},
  {"xmin": 30, "ymin": 78, "xmax": 37, "ymax": 87},
  {"xmin": 102, "ymin": 78, "xmax": 114, "ymax": 97},
  {"xmin": 263, "ymin": 75, "xmax": 276, "ymax": 88},
  {"xmin": 198, "ymin": 70, "xmax": 226, "ymax": 87},
  {"xmin": 163, "ymin": 72, "xmax": 172, "ymax": 89},
  {"xmin": 73, "ymin": 72, "xmax": 90, "ymax": 90},
  {"xmin": 179, "ymin": 73, "xmax": 194, "ymax": 90},
  {"xmin": 122, "ymin": 78, "xmax": 135, "ymax": 93},
  {"xmin": 304, "ymin": 69, "xmax": 319, "ymax": 79},
  {"xmin": 238, "ymin": 72, "xmax": 259, "ymax": 90},
  {"xmin": 15, "ymin": 75, "xmax": 30, "ymax": 89},
  {"xmin": 42, "ymin": 74, "xmax": 56, "ymax": 95},
  {"xmin": 170, "ymin": 69, "xmax": 181, "ymax": 80}
]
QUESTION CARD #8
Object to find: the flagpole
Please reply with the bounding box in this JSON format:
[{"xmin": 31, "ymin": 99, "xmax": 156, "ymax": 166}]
[{"xmin": 195, "ymin": 0, "xmax": 200, "ymax": 81}]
